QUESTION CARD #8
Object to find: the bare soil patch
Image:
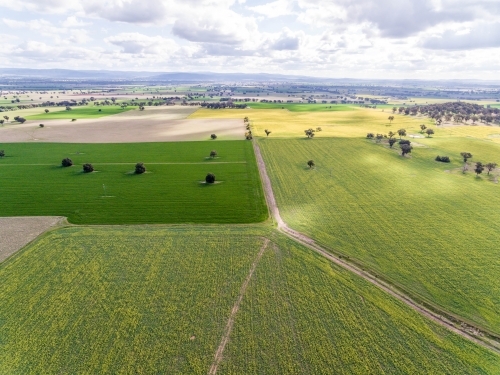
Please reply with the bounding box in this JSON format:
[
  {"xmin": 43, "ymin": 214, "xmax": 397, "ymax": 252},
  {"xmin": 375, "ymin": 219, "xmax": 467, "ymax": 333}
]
[
  {"xmin": 0, "ymin": 107, "xmax": 244, "ymax": 143},
  {"xmin": 0, "ymin": 216, "xmax": 66, "ymax": 263}
]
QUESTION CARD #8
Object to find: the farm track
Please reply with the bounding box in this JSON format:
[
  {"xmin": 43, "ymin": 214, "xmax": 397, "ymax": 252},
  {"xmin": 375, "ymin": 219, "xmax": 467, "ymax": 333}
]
[
  {"xmin": 208, "ymin": 238, "xmax": 269, "ymax": 375},
  {"xmin": 252, "ymin": 139, "xmax": 500, "ymax": 355}
]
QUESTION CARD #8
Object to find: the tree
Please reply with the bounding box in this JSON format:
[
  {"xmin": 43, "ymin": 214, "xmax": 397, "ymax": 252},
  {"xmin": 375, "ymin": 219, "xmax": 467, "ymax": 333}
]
[
  {"xmin": 264, "ymin": 129, "xmax": 271, "ymax": 137},
  {"xmin": 366, "ymin": 133, "xmax": 374, "ymax": 139},
  {"xmin": 135, "ymin": 162, "xmax": 146, "ymax": 174},
  {"xmin": 425, "ymin": 128, "xmax": 434, "ymax": 138},
  {"xmin": 420, "ymin": 124, "xmax": 427, "ymax": 133},
  {"xmin": 45, "ymin": 109, "xmax": 49, "ymax": 113},
  {"xmin": 210, "ymin": 150, "xmax": 217, "ymax": 158},
  {"xmin": 389, "ymin": 138, "xmax": 397, "ymax": 148},
  {"xmin": 39, "ymin": 124, "xmax": 44, "ymax": 128},
  {"xmin": 0, "ymin": 150, "xmax": 5, "ymax": 158},
  {"xmin": 244, "ymin": 116, "xmax": 249, "ymax": 123},
  {"xmin": 485, "ymin": 162, "xmax": 497, "ymax": 175},
  {"xmin": 401, "ymin": 144, "xmax": 412, "ymax": 156},
  {"xmin": 305, "ymin": 128, "xmax": 315, "ymax": 138},
  {"xmin": 17, "ymin": 117, "xmax": 26, "ymax": 124},
  {"xmin": 206, "ymin": 173, "xmax": 216, "ymax": 184},
  {"xmin": 392, "ymin": 107, "xmax": 397, "ymax": 113},
  {"xmin": 0, "ymin": 120, "xmax": 4, "ymax": 126},
  {"xmin": 460, "ymin": 152, "xmax": 472, "ymax": 163},
  {"xmin": 388, "ymin": 116, "xmax": 394, "ymax": 123},
  {"xmin": 307, "ymin": 160, "xmax": 315, "ymax": 169},
  {"xmin": 61, "ymin": 158, "xmax": 73, "ymax": 167},
  {"xmin": 397, "ymin": 128, "xmax": 406, "ymax": 139},
  {"xmin": 83, "ymin": 163, "xmax": 94, "ymax": 173},
  {"xmin": 474, "ymin": 162, "xmax": 484, "ymax": 176},
  {"xmin": 66, "ymin": 106, "xmax": 72, "ymax": 111},
  {"xmin": 376, "ymin": 133, "xmax": 384, "ymax": 143},
  {"xmin": 3, "ymin": 116, "xmax": 9, "ymax": 121},
  {"xmin": 316, "ymin": 127, "xmax": 322, "ymax": 132},
  {"xmin": 388, "ymin": 131, "xmax": 396, "ymax": 139},
  {"xmin": 211, "ymin": 134, "xmax": 217, "ymax": 140}
]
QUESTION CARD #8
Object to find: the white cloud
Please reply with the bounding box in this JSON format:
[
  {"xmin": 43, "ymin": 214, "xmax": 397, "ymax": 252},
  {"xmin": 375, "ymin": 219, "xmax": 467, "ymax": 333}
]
[
  {"xmin": 105, "ymin": 33, "xmax": 179, "ymax": 54},
  {"xmin": 247, "ymin": 0, "xmax": 294, "ymax": 18}
]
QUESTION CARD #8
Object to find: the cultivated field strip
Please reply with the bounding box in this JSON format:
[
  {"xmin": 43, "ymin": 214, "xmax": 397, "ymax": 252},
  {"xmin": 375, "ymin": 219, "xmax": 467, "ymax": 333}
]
[
  {"xmin": 216, "ymin": 234, "xmax": 500, "ymax": 374},
  {"xmin": 258, "ymin": 137, "xmax": 500, "ymax": 335}
]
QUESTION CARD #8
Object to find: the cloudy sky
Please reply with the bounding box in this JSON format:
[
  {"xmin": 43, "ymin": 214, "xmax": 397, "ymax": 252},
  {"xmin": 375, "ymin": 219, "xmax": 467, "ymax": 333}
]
[{"xmin": 1, "ymin": 0, "xmax": 499, "ymax": 78}]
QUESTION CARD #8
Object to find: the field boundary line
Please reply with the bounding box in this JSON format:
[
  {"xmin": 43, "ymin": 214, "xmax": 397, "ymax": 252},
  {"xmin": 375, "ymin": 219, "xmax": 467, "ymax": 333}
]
[
  {"xmin": 208, "ymin": 238, "xmax": 269, "ymax": 375},
  {"xmin": 252, "ymin": 138, "xmax": 500, "ymax": 355}
]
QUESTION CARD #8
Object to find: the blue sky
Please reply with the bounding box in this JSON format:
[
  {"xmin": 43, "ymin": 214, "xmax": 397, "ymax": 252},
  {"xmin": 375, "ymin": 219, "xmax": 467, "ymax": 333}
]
[{"xmin": 1, "ymin": 0, "xmax": 499, "ymax": 78}]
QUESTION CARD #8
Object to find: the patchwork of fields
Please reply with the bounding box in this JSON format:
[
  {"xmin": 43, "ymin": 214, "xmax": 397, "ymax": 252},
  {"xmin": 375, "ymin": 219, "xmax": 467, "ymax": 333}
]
[
  {"xmin": 0, "ymin": 226, "xmax": 497, "ymax": 374},
  {"xmin": 0, "ymin": 141, "xmax": 267, "ymax": 224}
]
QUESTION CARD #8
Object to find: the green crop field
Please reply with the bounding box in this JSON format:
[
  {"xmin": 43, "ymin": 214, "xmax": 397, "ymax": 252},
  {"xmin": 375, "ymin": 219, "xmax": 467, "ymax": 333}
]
[
  {"xmin": 259, "ymin": 137, "xmax": 500, "ymax": 334},
  {"xmin": 240, "ymin": 102, "xmax": 354, "ymax": 112},
  {"xmin": 0, "ymin": 141, "xmax": 267, "ymax": 224},
  {"xmin": 0, "ymin": 227, "xmax": 497, "ymax": 374},
  {"xmin": 26, "ymin": 106, "xmax": 133, "ymax": 120}
]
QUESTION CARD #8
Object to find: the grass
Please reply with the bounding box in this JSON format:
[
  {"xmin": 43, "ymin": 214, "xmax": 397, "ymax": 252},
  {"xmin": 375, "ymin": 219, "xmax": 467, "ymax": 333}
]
[
  {"xmin": 259, "ymin": 137, "xmax": 500, "ymax": 334},
  {"xmin": 0, "ymin": 141, "xmax": 267, "ymax": 224},
  {"xmin": 0, "ymin": 226, "xmax": 497, "ymax": 374},
  {"xmin": 238, "ymin": 102, "xmax": 354, "ymax": 112},
  {"xmin": 26, "ymin": 106, "xmax": 133, "ymax": 120}
]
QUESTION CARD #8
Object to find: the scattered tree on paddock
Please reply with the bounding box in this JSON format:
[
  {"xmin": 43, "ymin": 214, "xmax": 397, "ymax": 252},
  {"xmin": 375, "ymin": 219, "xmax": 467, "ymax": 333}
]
[
  {"xmin": 460, "ymin": 152, "xmax": 473, "ymax": 163},
  {"xmin": 305, "ymin": 128, "xmax": 315, "ymax": 138},
  {"xmin": 392, "ymin": 107, "xmax": 397, "ymax": 113},
  {"xmin": 44, "ymin": 109, "xmax": 49, "ymax": 113},
  {"xmin": 316, "ymin": 127, "xmax": 322, "ymax": 132},
  {"xmin": 366, "ymin": 133, "xmax": 374, "ymax": 139},
  {"xmin": 61, "ymin": 158, "xmax": 73, "ymax": 167},
  {"xmin": 206, "ymin": 173, "xmax": 216, "ymax": 184},
  {"xmin": 244, "ymin": 117, "xmax": 249, "ymax": 123},
  {"xmin": 425, "ymin": 128, "xmax": 434, "ymax": 137},
  {"xmin": 211, "ymin": 134, "xmax": 217, "ymax": 140},
  {"xmin": 400, "ymin": 144, "xmax": 412, "ymax": 156},
  {"xmin": 3, "ymin": 116, "xmax": 9, "ymax": 121},
  {"xmin": 0, "ymin": 120, "xmax": 4, "ymax": 126},
  {"xmin": 389, "ymin": 138, "xmax": 397, "ymax": 148},
  {"xmin": 397, "ymin": 128, "xmax": 406, "ymax": 139},
  {"xmin": 39, "ymin": 124, "xmax": 44, "ymax": 128},
  {"xmin": 66, "ymin": 106, "xmax": 72, "ymax": 111},
  {"xmin": 485, "ymin": 162, "xmax": 497, "ymax": 175},
  {"xmin": 265, "ymin": 129, "xmax": 271, "ymax": 137},
  {"xmin": 388, "ymin": 116, "xmax": 394, "ymax": 123},
  {"xmin": 135, "ymin": 162, "xmax": 146, "ymax": 174},
  {"xmin": 0, "ymin": 150, "xmax": 5, "ymax": 158},
  {"xmin": 435, "ymin": 156, "xmax": 450, "ymax": 163},
  {"xmin": 83, "ymin": 163, "xmax": 94, "ymax": 173},
  {"xmin": 307, "ymin": 160, "xmax": 315, "ymax": 169},
  {"xmin": 376, "ymin": 134, "xmax": 384, "ymax": 143},
  {"xmin": 420, "ymin": 124, "xmax": 427, "ymax": 133},
  {"xmin": 474, "ymin": 162, "xmax": 484, "ymax": 176},
  {"xmin": 388, "ymin": 131, "xmax": 396, "ymax": 139},
  {"xmin": 210, "ymin": 150, "xmax": 217, "ymax": 158}
]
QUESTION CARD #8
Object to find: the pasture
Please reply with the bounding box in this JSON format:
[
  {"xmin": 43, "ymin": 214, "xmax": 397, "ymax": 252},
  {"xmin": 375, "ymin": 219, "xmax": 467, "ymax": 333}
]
[
  {"xmin": 259, "ymin": 137, "xmax": 500, "ymax": 334},
  {"xmin": 0, "ymin": 226, "xmax": 497, "ymax": 374},
  {"xmin": 0, "ymin": 141, "xmax": 267, "ymax": 224}
]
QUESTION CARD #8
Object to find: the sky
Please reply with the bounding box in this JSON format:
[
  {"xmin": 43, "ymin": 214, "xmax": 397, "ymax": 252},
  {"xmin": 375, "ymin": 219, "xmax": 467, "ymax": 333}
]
[{"xmin": 1, "ymin": 0, "xmax": 499, "ymax": 79}]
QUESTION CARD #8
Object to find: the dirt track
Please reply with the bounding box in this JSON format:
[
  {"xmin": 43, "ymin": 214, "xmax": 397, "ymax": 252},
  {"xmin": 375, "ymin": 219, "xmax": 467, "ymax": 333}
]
[
  {"xmin": 0, "ymin": 216, "xmax": 66, "ymax": 263},
  {"xmin": 0, "ymin": 107, "xmax": 245, "ymax": 143},
  {"xmin": 251, "ymin": 139, "xmax": 500, "ymax": 355}
]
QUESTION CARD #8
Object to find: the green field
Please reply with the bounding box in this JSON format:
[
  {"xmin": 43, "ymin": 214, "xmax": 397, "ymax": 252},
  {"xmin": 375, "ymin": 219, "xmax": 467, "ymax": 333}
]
[
  {"xmin": 1, "ymin": 226, "xmax": 497, "ymax": 374},
  {"xmin": 259, "ymin": 137, "xmax": 500, "ymax": 334},
  {"xmin": 241, "ymin": 102, "xmax": 354, "ymax": 112},
  {"xmin": 26, "ymin": 106, "xmax": 133, "ymax": 120},
  {"xmin": 0, "ymin": 141, "xmax": 267, "ymax": 224}
]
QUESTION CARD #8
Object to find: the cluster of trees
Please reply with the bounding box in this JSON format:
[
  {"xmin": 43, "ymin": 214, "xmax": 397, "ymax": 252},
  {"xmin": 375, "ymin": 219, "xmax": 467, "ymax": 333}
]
[
  {"xmin": 460, "ymin": 152, "xmax": 497, "ymax": 176},
  {"xmin": 13, "ymin": 116, "xmax": 26, "ymax": 123},
  {"xmin": 392, "ymin": 102, "xmax": 499, "ymax": 124},
  {"xmin": 304, "ymin": 127, "xmax": 322, "ymax": 138},
  {"xmin": 201, "ymin": 102, "xmax": 247, "ymax": 109},
  {"xmin": 435, "ymin": 156, "xmax": 450, "ymax": 163},
  {"xmin": 367, "ymin": 130, "xmax": 413, "ymax": 156},
  {"xmin": 244, "ymin": 117, "xmax": 253, "ymax": 140},
  {"xmin": 61, "ymin": 158, "xmax": 147, "ymax": 174}
]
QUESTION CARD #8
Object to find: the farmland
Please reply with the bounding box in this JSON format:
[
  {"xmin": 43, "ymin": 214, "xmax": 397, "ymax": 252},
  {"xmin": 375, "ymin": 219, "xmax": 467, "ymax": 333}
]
[
  {"xmin": 258, "ymin": 137, "xmax": 500, "ymax": 334},
  {"xmin": 0, "ymin": 141, "xmax": 267, "ymax": 224},
  {"xmin": 0, "ymin": 226, "xmax": 498, "ymax": 374},
  {"xmin": 26, "ymin": 106, "xmax": 133, "ymax": 120},
  {"xmin": 239, "ymin": 102, "xmax": 354, "ymax": 112}
]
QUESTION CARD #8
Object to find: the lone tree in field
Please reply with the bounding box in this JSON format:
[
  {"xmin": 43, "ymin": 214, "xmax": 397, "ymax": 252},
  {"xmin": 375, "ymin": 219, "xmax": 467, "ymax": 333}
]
[
  {"xmin": 474, "ymin": 162, "xmax": 484, "ymax": 176},
  {"xmin": 210, "ymin": 150, "xmax": 217, "ymax": 158},
  {"xmin": 389, "ymin": 138, "xmax": 397, "ymax": 148},
  {"xmin": 135, "ymin": 162, "xmax": 146, "ymax": 174},
  {"xmin": 61, "ymin": 158, "xmax": 73, "ymax": 167},
  {"xmin": 388, "ymin": 116, "xmax": 394, "ymax": 123},
  {"xmin": 66, "ymin": 106, "xmax": 72, "ymax": 111},
  {"xmin": 420, "ymin": 124, "xmax": 427, "ymax": 133},
  {"xmin": 307, "ymin": 160, "xmax": 315, "ymax": 169},
  {"xmin": 305, "ymin": 128, "xmax": 315, "ymax": 138},
  {"xmin": 400, "ymin": 144, "xmax": 412, "ymax": 157},
  {"xmin": 206, "ymin": 173, "xmax": 216, "ymax": 184},
  {"xmin": 0, "ymin": 120, "xmax": 4, "ymax": 126},
  {"xmin": 316, "ymin": 127, "xmax": 322, "ymax": 132},
  {"xmin": 0, "ymin": 150, "xmax": 5, "ymax": 158},
  {"xmin": 39, "ymin": 124, "xmax": 44, "ymax": 128},
  {"xmin": 425, "ymin": 128, "xmax": 434, "ymax": 138},
  {"xmin": 460, "ymin": 152, "xmax": 473, "ymax": 163},
  {"xmin": 397, "ymin": 128, "xmax": 406, "ymax": 139},
  {"xmin": 45, "ymin": 109, "xmax": 49, "ymax": 113},
  {"xmin": 265, "ymin": 129, "xmax": 271, "ymax": 137},
  {"xmin": 366, "ymin": 133, "xmax": 374, "ymax": 139},
  {"xmin": 83, "ymin": 163, "xmax": 94, "ymax": 173},
  {"xmin": 485, "ymin": 162, "xmax": 497, "ymax": 175},
  {"xmin": 211, "ymin": 134, "xmax": 217, "ymax": 140}
]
